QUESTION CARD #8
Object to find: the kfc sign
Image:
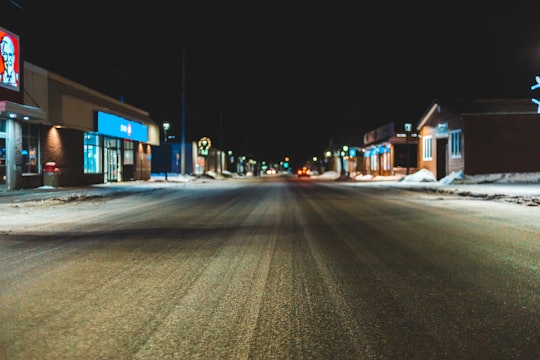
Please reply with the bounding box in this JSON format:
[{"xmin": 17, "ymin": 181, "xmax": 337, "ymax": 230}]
[{"xmin": 0, "ymin": 27, "xmax": 20, "ymax": 92}]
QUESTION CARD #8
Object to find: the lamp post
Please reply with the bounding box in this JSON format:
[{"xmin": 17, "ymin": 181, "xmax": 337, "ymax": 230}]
[
  {"xmin": 162, "ymin": 122, "xmax": 170, "ymax": 143},
  {"xmin": 323, "ymin": 149, "xmax": 332, "ymax": 174},
  {"xmin": 404, "ymin": 123, "xmax": 412, "ymax": 175},
  {"xmin": 312, "ymin": 156, "xmax": 318, "ymax": 174},
  {"xmin": 162, "ymin": 122, "xmax": 171, "ymax": 181},
  {"xmin": 180, "ymin": 48, "xmax": 186, "ymax": 175},
  {"xmin": 340, "ymin": 145, "xmax": 349, "ymax": 178}
]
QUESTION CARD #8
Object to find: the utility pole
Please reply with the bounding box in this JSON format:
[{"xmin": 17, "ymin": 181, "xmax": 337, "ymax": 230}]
[
  {"xmin": 405, "ymin": 122, "xmax": 412, "ymax": 175},
  {"xmin": 219, "ymin": 97, "xmax": 224, "ymax": 174},
  {"xmin": 219, "ymin": 97, "xmax": 223, "ymax": 151},
  {"xmin": 180, "ymin": 48, "xmax": 186, "ymax": 175}
]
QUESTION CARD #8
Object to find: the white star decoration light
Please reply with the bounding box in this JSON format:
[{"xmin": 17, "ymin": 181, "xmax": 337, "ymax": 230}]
[{"xmin": 530, "ymin": 75, "xmax": 540, "ymax": 113}]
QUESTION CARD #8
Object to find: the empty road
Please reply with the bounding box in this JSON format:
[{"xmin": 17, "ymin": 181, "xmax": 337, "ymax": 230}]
[{"xmin": 1, "ymin": 176, "xmax": 539, "ymax": 359}]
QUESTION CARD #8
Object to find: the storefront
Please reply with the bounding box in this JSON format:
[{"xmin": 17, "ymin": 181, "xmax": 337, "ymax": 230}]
[
  {"xmin": 39, "ymin": 72, "xmax": 160, "ymax": 187},
  {"xmin": 0, "ymin": 26, "xmax": 48, "ymax": 190},
  {"xmin": 362, "ymin": 122, "xmax": 418, "ymax": 177},
  {"xmin": 0, "ymin": 25, "xmax": 159, "ymax": 191},
  {"xmin": 91, "ymin": 111, "xmax": 154, "ymax": 184},
  {"xmin": 0, "ymin": 103, "xmax": 47, "ymax": 191}
]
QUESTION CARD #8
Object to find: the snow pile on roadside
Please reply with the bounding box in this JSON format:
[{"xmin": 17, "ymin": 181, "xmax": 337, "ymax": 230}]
[
  {"xmin": 354, "ymin": 174, "xmax": 403, "ymax": 181},
  {"xmin": 150, "ymin": 173, "xmax": 197, "ymax": 182},
  {"xmin": 438, "ymin": 171, "xmax": 465, "ymax": 185},
  {"xmin": 399, "ymin": 169, "xmax": 437, "ymax": 183},
  {"xmin": 447, "ymin": 171, "xmax": 540, "ymax": 184},
  {"xmin": 401, "ymin": 170, "xmax": 540, "ymax": 185},
  {"xmin": 317, "ymin": 171, "xmax": 341, "ymax": 180}
]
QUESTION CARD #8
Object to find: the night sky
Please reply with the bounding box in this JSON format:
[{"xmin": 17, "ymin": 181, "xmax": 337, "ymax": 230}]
[{"xmin": 3, "ymin": 1, "xmax": 540, "ymax": 168}]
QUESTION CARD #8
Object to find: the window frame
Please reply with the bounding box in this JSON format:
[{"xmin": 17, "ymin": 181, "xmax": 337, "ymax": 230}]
[
  {"xmin": 449, "ymin": 129, "xmax": 462, "ymax": 159},
  {"xmin": 123, "ymin": 139, "xmax": 134, "ymax": 165},
  {"xmin": 21, "ymin": 122, "xmax": 39, "ymax": 175},
  {"xmin": 422, "ymin": 135, "xmax": 433, "ymax": 161},
  {"xmin": 83, "ymin": 132, "xmax": 102, "ymax": 174}
]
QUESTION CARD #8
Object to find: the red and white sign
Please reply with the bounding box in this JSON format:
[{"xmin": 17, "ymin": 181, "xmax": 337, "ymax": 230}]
[{"xmin": 0, "ymin": 27, "xmax": 20, "ymax": 92}]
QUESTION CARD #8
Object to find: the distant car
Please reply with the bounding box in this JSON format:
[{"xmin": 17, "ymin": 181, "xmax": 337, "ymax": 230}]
[{"xmin": 297, "ymin": 167, "xmax": 311, "ymax": 178}]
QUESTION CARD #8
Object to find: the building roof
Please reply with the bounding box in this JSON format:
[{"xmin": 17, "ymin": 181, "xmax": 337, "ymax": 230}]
[
  {"xmin": 417, "ymin": 98, "xmax": 539, "ymax": 130},
  {"xmin": 363, "ymin": 122, "xmax": 418, "ymax": 147}
]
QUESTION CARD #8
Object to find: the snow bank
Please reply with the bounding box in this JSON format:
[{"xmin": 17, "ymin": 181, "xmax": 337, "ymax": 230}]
[
  {"xmin": 399, "ymin": 169, "xmax": 437, "ymax": 183},
  {"xmin": 400, "ymin": 169, "xmax": 540, "ymax": 185}
]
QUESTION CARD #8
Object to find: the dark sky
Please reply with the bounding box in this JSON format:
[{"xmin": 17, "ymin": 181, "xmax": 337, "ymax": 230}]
[{"xmin": 3, "ymin": 1, "xmax": 540, "ymax": 167}]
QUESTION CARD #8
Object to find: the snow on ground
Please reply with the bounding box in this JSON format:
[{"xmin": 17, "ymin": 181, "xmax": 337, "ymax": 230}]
[
  {"xmin": 320, "ymin": 169, "xmax": 540, "ymax": 206},
  {"xmin": 348, "ymin": 168, "xmax": 540, "ymax": 185},
  {"xmin": 149, "ymin": 169, "xmax": 540, "ymax": 187},
  {"xmin": 396, "ymin": 170, "xmax": 540, "ymax": 199},
  {"xmin": 0, "ymin": 169, "xmax": 538, "ymax": 232},
  {"xmin": 403, "ymin": 169, "xmax": 540, "ymax": 185},
  {"xmin": 149, "ymin": 170, "xmax": 244, "ymax": 182},
  {"xmin": 3, "ymin": 169, "xmax": 539, "ymax": 208}
]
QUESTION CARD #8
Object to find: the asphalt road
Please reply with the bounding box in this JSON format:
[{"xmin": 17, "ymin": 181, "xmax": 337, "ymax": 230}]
[{"xmin": 1, "ymin": 177, "xmax": 539, "ymax": 359}]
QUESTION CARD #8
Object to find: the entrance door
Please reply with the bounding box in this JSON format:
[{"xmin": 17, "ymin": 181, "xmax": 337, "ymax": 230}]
[
  {"xmin": 107, "ymin": 149, "xmax": 119, "ymax": 182},
  {"xmin": 104, "ymin": 137, "xmax": 121, "ymax": 182},
  {"xmin": 436, "ymin": 138, "xmax": 448, "ymax": 180},
  {"xmin": 0, "ymin": 136, "xmax": 5, "ymax": 187}
]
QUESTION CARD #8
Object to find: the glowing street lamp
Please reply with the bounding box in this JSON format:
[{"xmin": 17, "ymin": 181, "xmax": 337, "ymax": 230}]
[
  {"xmin": 162, "ymin": 122, "xmax": 171, "ymax": 142},
  {"xmin": 340, "ymin": 145, "xmax": 349, "ymax": 177},
  {"xmin": 405, "ymin": 122, "xmax": 412, "ymax": 175}
]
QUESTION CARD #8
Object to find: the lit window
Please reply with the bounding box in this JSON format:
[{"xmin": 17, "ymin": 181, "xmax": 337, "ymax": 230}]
[
  {"xmin": 381, "ymin": 150, "xmax": 391, "ymax": 171},
  {"xmin": 22, "ymin": 123, "xmax": 39, "ymax": 175},
  {"xmin": 124, "ymin": 140, "xmax": 134, "ymax": 165},
  {"xmin": 450, "ymin": 129, "xmax": 462, "ymax": 159},
  {"xmin": 422, "ymin": 136, "xmax": 433, "ymax": 160},
  {"xmin": 370, "ymin": 152, "xmax": 379, "ymax": 171},
  {"xmin": 83, "ymin": 132, "xmax": 102, "ymax": 173}
]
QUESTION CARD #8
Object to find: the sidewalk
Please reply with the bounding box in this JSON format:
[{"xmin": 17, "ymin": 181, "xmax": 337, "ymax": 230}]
[
  {"xmin": 322, "ymin": 170, "xmax": 540, "ymax": 206},
  {"xmin": 0, "ymin": 179, "xmax": 183, "ymax": 203},
  {"xmin": 0, "ymin": 174, "xmax": 200, "ymax": 205},
  {"xmin": 379, "ymin": 181, "xmax": 540, "ymax": 206}
]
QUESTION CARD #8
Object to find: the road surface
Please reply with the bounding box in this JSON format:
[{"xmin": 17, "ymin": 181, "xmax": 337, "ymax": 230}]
[{"xmin": 1, "ymin": 176, "xmax": 539, "ymax": 359}]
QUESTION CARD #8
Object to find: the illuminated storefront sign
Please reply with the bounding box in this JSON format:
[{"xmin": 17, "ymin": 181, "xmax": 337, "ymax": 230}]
[
  {"xmin": 0, "ymin": 26, "xmax": 20, "ymax": 92},
  {"xmin": 198, "ymin": 136, "xmax": 211, "ymax": 156},
  {"xmin": 96, "ymin": 111, "xmax": 148, "ymax": 142}
]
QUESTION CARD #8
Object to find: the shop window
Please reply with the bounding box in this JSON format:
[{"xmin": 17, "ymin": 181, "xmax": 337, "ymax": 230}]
[
  {"xmin": 84, "ymin": 132, "xmax": 102, "ymax": 173},
  {"xmin": 124, "ymin": 140, "xmax": 134, "ymax": 165},
  {"xmin": 22, "ymin": 123, "xmax": 39, "ymax": 175},
  {"xmin": 381, "ymin": 151, "xmax": 391, "ymax": 171},
  {"xmin": 370, "ymin": 153, "xmax": 379, "ymax": 171}
]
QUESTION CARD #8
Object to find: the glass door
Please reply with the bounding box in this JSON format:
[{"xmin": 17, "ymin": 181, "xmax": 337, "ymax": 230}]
[
  {"xmin": 0, "ymin": 136, "xmax": 6, "ymax": 186},
  {"xmin": 104, "ymin": 137, "xmax": 121, "ymax": 182},
  {"xmin": 107, "ymin": 148, "xmax": 118, "ymax": 181}
]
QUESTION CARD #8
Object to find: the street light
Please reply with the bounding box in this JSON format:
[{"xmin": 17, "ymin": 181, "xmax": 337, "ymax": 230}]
[
  {"xmin": 404, "ymin": 123, "xmax": 412, "ymax": 175},
  {"xmin": 162, "ymin": 122, "xmax": 170, "ymax": 143},
  {"xmin": 340, "ymin": 145, "xmax": 349, "ymax": 178},
  {"xmin": 323, "ymin": 149, "xmax": 332, "ymax": 174}
]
